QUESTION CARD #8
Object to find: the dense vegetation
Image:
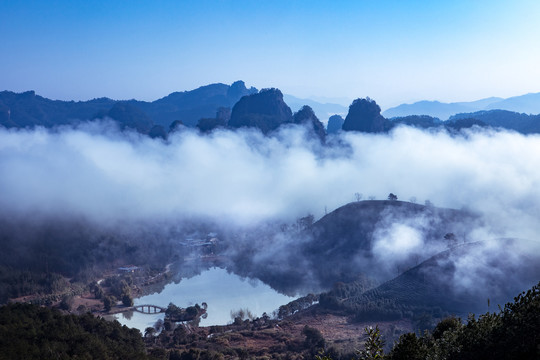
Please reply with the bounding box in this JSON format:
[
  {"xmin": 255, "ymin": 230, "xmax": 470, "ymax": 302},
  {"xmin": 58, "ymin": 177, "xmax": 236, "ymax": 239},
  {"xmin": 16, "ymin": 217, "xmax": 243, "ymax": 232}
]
[
  {"xmin": 386, "ymin": 281, "xmax": 540, "ymax": 359},
  {"xmin": 0, "ymin": 303, "xmax": 150, "ymax": 359},
  {"xmin": 0, "ymin": 217, "xmax": 179, "ymax": 303},
  {"xmin": 317, "ymin": 235, "xmax": 540, "ymax": 330},
  {"xmin": 146, "ymin": 311, "xmax": 331, "ymax": 360},
  {"xmin": 165, "ymin": 302, "xmax": 205, "ymax": 322},
  {"xmin": 146, "ymin": 281, "xmax": 540, "ymax": 359},
  {"xmin": 2, "ymin": 281, "xmax": 537, "ymax": 359}
]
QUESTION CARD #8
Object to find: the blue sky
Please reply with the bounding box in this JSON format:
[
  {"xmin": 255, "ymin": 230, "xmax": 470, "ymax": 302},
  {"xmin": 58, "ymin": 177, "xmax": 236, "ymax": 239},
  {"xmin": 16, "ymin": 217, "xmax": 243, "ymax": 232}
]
[{"xmin": 2, "ymin": 0, "xmax": 540, "ymax": 109}]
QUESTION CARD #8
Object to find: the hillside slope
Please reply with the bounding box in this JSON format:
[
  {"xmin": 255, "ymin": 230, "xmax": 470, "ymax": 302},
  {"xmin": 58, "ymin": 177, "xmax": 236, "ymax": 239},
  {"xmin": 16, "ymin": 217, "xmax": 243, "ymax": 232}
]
[
  {"xmin": 304, "ymin": 200, "xmax": 480, "ymax": 286},
  {"xmin": 226, "ymin": 200, "xmax": 481, "ymax": 295},
  {"xmin": 320, "ymin": 238, "xmax": 540, "ymax": 319}
]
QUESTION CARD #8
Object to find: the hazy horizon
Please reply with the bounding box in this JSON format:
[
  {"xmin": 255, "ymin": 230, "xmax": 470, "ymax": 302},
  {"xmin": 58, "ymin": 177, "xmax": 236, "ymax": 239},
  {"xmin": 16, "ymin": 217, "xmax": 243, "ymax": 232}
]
[
  {"xmin": 4, "ymin": 81, "xmax": 540, "ymax": 112},
  {"xmin": 2, "ymin": 1, "xmax": 540, "ymax": 109}
]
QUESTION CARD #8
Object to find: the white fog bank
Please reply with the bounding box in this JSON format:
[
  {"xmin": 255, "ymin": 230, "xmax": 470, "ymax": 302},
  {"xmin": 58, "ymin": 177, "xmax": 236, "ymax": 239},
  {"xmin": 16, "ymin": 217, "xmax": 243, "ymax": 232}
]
[{"xmin": 1, "ymin": 123, "xmax": 540, "ymax": 240}]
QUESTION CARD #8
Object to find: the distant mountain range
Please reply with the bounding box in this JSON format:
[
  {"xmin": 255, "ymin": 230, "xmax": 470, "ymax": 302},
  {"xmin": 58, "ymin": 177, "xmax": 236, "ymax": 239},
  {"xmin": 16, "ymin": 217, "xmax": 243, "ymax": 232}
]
[
  {"xmin": 0, "ymin": 82, "xmax": 346, "ymax": 134},
  {"xmin": 0, "ymin": 81, "xmax": 257, "ymax": 133},
  {"xmin": 283, "ymin": 94, "xmax": 347, "ymax": 121},
  {"xmin": 448, "ymin": 110, "xmax": 540, "ymax": 134},
  {"xmin": 383, "ymin": 92, "xmax": 540, "ymax": 120},
  {"xmin": 3, "ymin": 82, "xmax": 540, "ymax": 136}
]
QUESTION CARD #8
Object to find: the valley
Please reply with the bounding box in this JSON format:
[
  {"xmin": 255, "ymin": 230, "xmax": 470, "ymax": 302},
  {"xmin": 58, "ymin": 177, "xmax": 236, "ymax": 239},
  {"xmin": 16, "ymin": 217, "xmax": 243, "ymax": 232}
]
[
  {"xmin": 2, "ymin": 82, "xmax": 540, "ymax": 359},
  {"xmin": 2, "ymin": 196, "xmax": 538, "ymax": 359},
  {"xmin": 3, "ymin": 1, "xmax": 540, "ymax": 358}
]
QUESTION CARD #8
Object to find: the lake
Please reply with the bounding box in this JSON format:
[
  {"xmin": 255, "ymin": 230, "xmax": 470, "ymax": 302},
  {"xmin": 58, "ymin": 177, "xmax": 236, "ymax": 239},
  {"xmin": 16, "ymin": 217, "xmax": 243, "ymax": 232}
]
[{"xmin": 108, "ymin": 267, "xmax": 296, "ymax": 332}]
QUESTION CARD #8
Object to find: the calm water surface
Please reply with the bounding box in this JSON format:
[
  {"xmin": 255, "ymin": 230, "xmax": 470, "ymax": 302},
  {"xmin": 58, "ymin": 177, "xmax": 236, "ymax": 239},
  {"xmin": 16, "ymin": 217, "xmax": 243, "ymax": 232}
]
[{"xmin": 109, "ymin": 267, "xmax": 296, "ymax": 332}]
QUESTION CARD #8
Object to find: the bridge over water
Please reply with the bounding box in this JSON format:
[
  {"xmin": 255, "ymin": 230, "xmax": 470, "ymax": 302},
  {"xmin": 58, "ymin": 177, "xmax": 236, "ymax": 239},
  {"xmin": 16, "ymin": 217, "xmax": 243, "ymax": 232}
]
[{"xmin": 132, "ymin": 304, "xmax": 167, "ymax": 314}]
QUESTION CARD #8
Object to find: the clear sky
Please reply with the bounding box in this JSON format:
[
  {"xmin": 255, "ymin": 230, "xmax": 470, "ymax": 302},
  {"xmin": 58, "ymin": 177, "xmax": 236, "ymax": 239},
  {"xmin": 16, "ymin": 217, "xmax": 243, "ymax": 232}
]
[{"xmin": 2, "ymin": 0, "xmax": 540, "ymax": 109}]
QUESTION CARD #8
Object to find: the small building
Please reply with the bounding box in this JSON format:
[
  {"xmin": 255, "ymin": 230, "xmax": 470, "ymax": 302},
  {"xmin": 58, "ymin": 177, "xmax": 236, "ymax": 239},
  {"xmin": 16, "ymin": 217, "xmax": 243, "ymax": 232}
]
[{"xmin": 118, "ymin": 266, "xmax": 141, "ymax": 273}]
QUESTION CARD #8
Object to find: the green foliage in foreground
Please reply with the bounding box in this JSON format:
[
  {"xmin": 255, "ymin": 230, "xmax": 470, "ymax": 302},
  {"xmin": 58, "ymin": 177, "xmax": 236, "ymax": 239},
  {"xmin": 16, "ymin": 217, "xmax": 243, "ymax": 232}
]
[
  {"xmin": 0, "ymin": 303, "xmax": 149, "ymax": 360},
  {"xmin": 358, "ymin": 326, "xmax": 384, "ymax": 360},
  {"xmin": 319, "ymin": 281, "xmax": 540, "ymax": 360},
  {"xmin": 386, "ymin": 281, "xmax": 540, "ymax": 360}
]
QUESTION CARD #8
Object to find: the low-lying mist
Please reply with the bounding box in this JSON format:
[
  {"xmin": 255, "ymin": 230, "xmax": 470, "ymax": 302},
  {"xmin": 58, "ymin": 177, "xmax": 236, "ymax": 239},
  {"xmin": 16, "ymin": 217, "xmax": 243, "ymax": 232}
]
[
  {"xmin": 1, "ymin": 122, "xmax": 539, "ymax": 229},
  {"xmin": 1, "ymin": 121, "xmax": 539, "ymax": 300}
]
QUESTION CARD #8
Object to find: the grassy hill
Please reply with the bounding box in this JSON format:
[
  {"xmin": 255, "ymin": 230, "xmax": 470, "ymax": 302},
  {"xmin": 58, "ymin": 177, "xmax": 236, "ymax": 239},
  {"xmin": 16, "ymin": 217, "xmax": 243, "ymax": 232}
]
[
  {"xmin": 319, "ymin": 238, "xmax": 540, "ymax": 321},
  {"xmin": 225, "ymin": 200, "xmax": 481, "ymax": 295},
  {"xmin": 303, "ymin": 200, "xmax": 480, "ymax": 286}
]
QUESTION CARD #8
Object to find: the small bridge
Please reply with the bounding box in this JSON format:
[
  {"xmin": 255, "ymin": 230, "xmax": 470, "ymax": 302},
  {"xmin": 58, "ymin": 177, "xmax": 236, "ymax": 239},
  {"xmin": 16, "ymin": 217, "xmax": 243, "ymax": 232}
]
[{"xmin": 133, "ymin": 304, "xmax": 166, "ymax": 314}]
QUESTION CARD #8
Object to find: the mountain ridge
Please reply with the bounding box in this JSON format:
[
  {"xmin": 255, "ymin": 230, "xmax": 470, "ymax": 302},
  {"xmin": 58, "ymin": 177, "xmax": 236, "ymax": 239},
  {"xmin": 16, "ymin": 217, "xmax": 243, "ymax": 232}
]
[
  {"xmin": 0, "ymin": 81, "xmax": 257, "ymax": 131},
  {"xmin": 0, "ymin": 83, "xmax": 345, "ymax": 133},
  {"xmin": 383, "ymin": 92, "xmax": 540, "ymax": 120}
]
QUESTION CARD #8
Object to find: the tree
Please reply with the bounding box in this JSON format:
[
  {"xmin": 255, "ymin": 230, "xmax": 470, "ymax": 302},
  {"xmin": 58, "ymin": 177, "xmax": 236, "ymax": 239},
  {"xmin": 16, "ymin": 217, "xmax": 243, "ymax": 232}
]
[
  {"xmin": 59, "ymin": 295, "xmax": 73, "ymax": 311},
  {"xmin": 303, "ymin": 325, "xmax": 325, "ymax": 351},
  {"xmin": 144, "ymin": 326, "xmax": 156, "ymax": 338},
  {"xmin": 163, "ymin": 320, "xmax": 173, "ymax": 331},
  {"xmin": 432, "ymin": 316, "xmax": 462, "ymax": 340},
  {"xmin": 103, "ymin": 296, "xmax": 114, "ymax": 312},
  {"xmin": 387, "ymin": 281, "xmax": 540, "ymax": 359},
  {"xmin": 0, "ymin": 303, "xmax": 149, "ymax": 359},
  {"xmin": 186, "ymin": 306, "xmax": 198, "ymax": 318},
  {"xmin": 122, "ymin": 293, "xmax": 133, "ymax": 307},
  {"xmin": 386, "ymin": 333, "xmax": 428, "ymax": 360},
  {"xmin": 388, "ymin": 193, "xmax": 398, "ymax": 201},
  {"xmin": 355, "ymin": 192, "xmax": 363, "ymax": 202},
  {"xmin": 93, "ymin": 285, "xmax": 104, "ymax": 299},
  {"xmin": 166, "ymin": 302, "xmax": 183, "ymax": 318},
  {"xmin": 357, "ymin": 325, "xmax": 384, "ymax": 360},
  {"xmin": 230, "ymin": 308, "xmax": 254, "ymax": 321}
]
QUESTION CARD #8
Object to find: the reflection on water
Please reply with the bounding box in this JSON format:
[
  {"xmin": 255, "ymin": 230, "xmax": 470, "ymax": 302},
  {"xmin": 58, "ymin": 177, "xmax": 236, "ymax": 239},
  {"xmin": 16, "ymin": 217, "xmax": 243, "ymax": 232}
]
[
  {"xmin": 109, "ymin": 267, "xmax": 296, "ymax": 332},
  {"xmin": 122, "ymin": 310, "xmax": 133, "ymax": 320}
]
